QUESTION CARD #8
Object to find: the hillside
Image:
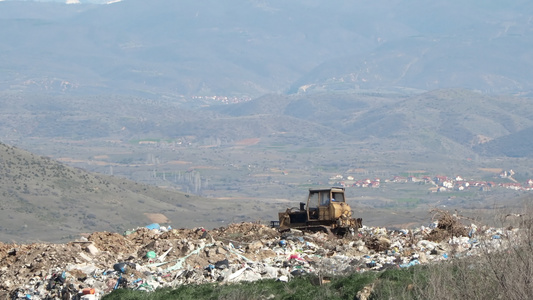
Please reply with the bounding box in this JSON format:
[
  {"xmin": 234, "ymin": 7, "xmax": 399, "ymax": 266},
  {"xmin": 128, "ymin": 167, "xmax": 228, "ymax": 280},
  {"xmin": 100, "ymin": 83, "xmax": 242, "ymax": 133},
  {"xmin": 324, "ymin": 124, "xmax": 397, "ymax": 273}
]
[
  {"xmin": 6, "ymin": 89, "xmax": 533, "ymax": 160},
  {"xmin": 340, "ymin": 89, "xmax": 533, "ymax": 154},
  {"xmin": 0, "ymin": 142, "xmax": 280, "ymax": 242},
  {"xmin": 474, "ymin": 126, "xmax": 533, "ymax": 157},
  {"xmin": 206, "ymin": 89, "xmax": 533, "ymax": 158}
]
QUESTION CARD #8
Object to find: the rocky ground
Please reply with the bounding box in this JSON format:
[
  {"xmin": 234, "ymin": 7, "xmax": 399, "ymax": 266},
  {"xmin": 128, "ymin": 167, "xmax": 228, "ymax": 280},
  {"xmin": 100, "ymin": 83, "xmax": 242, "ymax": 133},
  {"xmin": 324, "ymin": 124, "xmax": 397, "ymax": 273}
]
[{"xmin": 0, "ymin": 211, "xmax": 521, "ymax": 300}]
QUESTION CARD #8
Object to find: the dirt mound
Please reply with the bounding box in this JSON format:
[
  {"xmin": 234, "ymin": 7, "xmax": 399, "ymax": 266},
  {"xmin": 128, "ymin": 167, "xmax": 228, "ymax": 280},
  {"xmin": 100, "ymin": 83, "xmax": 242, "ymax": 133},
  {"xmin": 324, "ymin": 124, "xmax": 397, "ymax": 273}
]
[
  {"xmin": 426, "ymin": 209, "xmax": 469, "ymax": 242},
  {"xmin": 88, "ymin": 232, "xmax": 133, "ymax": 254},
  {"xmin": 211, "ymin": 222, "xmax": 280, "ymax": 243}
]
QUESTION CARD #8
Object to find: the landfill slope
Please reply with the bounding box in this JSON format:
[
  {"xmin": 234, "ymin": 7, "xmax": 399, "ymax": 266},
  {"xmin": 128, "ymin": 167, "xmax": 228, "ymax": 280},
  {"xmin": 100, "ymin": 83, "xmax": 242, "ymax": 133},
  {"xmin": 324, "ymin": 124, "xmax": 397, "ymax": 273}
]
[{"xmin": 0, "ymin": 211, "xmax": 522, "ymax": 299}]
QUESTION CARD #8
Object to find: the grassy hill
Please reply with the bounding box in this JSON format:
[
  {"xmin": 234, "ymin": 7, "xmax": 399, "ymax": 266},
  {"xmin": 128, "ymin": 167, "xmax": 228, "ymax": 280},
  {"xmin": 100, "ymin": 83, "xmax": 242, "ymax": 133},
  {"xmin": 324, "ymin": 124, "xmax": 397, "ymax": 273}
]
[{"xmin": 0, "ymin": 142, "xmax": 281, "ymax": 242}]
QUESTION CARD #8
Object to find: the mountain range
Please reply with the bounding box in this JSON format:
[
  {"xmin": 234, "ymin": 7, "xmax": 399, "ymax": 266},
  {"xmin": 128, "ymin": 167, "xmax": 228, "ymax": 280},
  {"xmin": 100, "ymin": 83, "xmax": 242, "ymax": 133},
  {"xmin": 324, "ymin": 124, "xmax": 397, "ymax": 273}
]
[
  {"xmin": 1, "ymin": 0, "xmax": 532, "ymax": 97},
  {"xmin": 2, "ymin": 89, "xmax": 532, "ymax": 160}
]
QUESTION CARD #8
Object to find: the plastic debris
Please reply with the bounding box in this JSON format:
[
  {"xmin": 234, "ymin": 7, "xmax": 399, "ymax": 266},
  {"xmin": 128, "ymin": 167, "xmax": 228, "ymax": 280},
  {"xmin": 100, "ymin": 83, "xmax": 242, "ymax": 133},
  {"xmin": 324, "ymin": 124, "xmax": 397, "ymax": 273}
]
[
  {"xmin": 146, "ymin": 251, "xmax": 157, "ymax": 259},
  {"xmin": 145, "ymin": 223, "xmax": 161, "ymax": 230},
  {"xmin": 0, "ymin": 218, "xmax": 526, "ymax": 299}
]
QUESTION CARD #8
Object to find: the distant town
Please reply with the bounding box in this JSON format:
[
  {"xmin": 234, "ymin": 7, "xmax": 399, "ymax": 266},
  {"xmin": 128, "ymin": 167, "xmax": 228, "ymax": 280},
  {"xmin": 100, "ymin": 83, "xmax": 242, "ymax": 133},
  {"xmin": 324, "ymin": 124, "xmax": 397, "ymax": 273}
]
[
  {"xmin": 331, "ymin": 169, "xmax": 533, "ymax": 192},
  {"xmin": 190, "ymin": 95, "xmax": 252, "ymax": 104}
]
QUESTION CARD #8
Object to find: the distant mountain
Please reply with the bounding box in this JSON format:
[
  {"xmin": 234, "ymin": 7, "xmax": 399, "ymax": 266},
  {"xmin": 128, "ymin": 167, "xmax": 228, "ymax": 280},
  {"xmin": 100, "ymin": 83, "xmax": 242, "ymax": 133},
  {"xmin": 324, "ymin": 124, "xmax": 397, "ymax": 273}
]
[
  {"xmin": 1, "ymin": 0, "xmax": 532, "ymax": 98},
  {"xmin": 1, "ymin": 88, "xmax": 532, "ymax": 161},
  {"xmin": 289, "ymin": 34, "xmax": 533, "ymax": 95},
  {"xmin": 474, "ymin": 126, "xmax": 533, "ymax": 157},
  {"xmin": 205, "ymin": 89, "xmax": 533, "ymax": 157},
  {"xmin": 342, "ymin": 89, "xmax": 533, "ymax": 140}
]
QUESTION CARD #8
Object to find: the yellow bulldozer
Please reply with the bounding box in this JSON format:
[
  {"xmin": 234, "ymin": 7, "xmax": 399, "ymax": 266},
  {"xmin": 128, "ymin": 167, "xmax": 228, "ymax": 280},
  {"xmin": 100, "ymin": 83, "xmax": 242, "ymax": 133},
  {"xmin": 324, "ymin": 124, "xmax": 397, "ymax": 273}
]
[{"xmin": 272, "ymin": 187, "xmax": 362, "ymax": 235}]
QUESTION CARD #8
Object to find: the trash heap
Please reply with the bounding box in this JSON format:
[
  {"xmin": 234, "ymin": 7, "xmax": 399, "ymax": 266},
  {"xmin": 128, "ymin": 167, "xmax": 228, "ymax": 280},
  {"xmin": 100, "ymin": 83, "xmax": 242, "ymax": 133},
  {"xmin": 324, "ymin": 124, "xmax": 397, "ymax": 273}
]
[{"xmin": 0, "ymin": 213, "xmax": 521, "ymax": 299}]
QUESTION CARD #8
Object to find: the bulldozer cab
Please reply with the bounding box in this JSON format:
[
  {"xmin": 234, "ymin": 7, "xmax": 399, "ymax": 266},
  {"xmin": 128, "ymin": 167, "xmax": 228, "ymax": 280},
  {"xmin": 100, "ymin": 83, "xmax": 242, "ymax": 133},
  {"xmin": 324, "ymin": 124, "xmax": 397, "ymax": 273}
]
[
  {"xmin": 307, "ymin": 187, "xmax": 346, "ymax": 221},
  {"xmin": 274, "ymin": 186, "xmax": 361, "ymax": 232}
]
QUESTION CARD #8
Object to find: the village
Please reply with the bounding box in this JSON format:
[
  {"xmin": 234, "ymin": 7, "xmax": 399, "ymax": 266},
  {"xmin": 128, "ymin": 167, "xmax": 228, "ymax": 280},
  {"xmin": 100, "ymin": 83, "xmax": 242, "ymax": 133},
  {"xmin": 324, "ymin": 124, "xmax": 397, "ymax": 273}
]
[{"xmin": 331, "ymin": 169, "xmax": 533, "ymax": 192}]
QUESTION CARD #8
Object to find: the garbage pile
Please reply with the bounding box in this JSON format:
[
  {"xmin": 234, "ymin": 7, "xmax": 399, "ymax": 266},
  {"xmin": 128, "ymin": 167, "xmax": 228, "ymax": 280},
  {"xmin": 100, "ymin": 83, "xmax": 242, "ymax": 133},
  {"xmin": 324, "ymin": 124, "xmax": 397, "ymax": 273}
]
[{"xmin": 0, "ymin": 212, "xmax": 521, "ymax": 299}]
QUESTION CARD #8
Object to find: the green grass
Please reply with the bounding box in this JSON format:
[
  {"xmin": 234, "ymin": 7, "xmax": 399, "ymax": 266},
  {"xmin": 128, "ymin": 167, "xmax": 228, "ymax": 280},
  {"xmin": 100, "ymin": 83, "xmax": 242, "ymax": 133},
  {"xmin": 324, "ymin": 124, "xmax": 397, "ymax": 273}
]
[
  {"xmin": 109, "ymin": 259, "xmax": 533, "ymax": 300},
  {"xmin": 371, "ymin": 266, "xmax": 429, "ymax": 299},
  {"xmin": 102, "ymin": 273, "xmax": 379, "ymax": 300},
  {"xmin": 101, "ymin": 267, "xmax": 443, "ymax": 300}
]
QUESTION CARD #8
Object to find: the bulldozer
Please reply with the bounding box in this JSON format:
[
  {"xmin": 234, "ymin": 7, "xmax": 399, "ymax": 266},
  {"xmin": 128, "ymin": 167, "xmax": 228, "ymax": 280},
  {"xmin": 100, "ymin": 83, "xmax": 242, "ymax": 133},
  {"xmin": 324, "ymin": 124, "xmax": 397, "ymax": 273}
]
[{"xmin": 272, "ymin": 187, "xmax": 362, "ymax": 235}]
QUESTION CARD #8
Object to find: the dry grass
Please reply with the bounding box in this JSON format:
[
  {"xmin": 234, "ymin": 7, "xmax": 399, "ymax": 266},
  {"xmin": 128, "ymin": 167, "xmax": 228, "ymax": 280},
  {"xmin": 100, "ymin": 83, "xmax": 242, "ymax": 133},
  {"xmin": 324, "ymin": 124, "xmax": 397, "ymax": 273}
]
[
  {"xmin": 371, "ymin": 204, "xmax": 533, "ymax": 299},
  {"xmin": 412, "ymin": 206, "xmax": 533, "ymax": 300}
]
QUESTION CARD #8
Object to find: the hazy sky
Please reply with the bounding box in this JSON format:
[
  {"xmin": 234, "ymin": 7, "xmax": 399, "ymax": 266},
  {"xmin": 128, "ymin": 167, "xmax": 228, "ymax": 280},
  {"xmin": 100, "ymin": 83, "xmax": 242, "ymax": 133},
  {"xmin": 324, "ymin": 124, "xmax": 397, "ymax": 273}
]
[{"xmin": 2, "ymin": 0, "xmax": 112, "ymax": 3}]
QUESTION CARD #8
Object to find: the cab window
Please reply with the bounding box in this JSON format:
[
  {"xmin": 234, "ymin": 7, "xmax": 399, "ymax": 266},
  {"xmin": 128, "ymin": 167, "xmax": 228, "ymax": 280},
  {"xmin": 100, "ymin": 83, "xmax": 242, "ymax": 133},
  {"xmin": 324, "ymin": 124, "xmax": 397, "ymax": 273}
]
[
  {"xmin": 332, "ymin": 192, "xmax": 345, "ymax": 202},
  {"xmin": 320, "ymin": 192, "xmax": 330, "ymax": 206},
  {"xmin": 309, "ymin": 191, "xmax": 319, "ymax": 207}
]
